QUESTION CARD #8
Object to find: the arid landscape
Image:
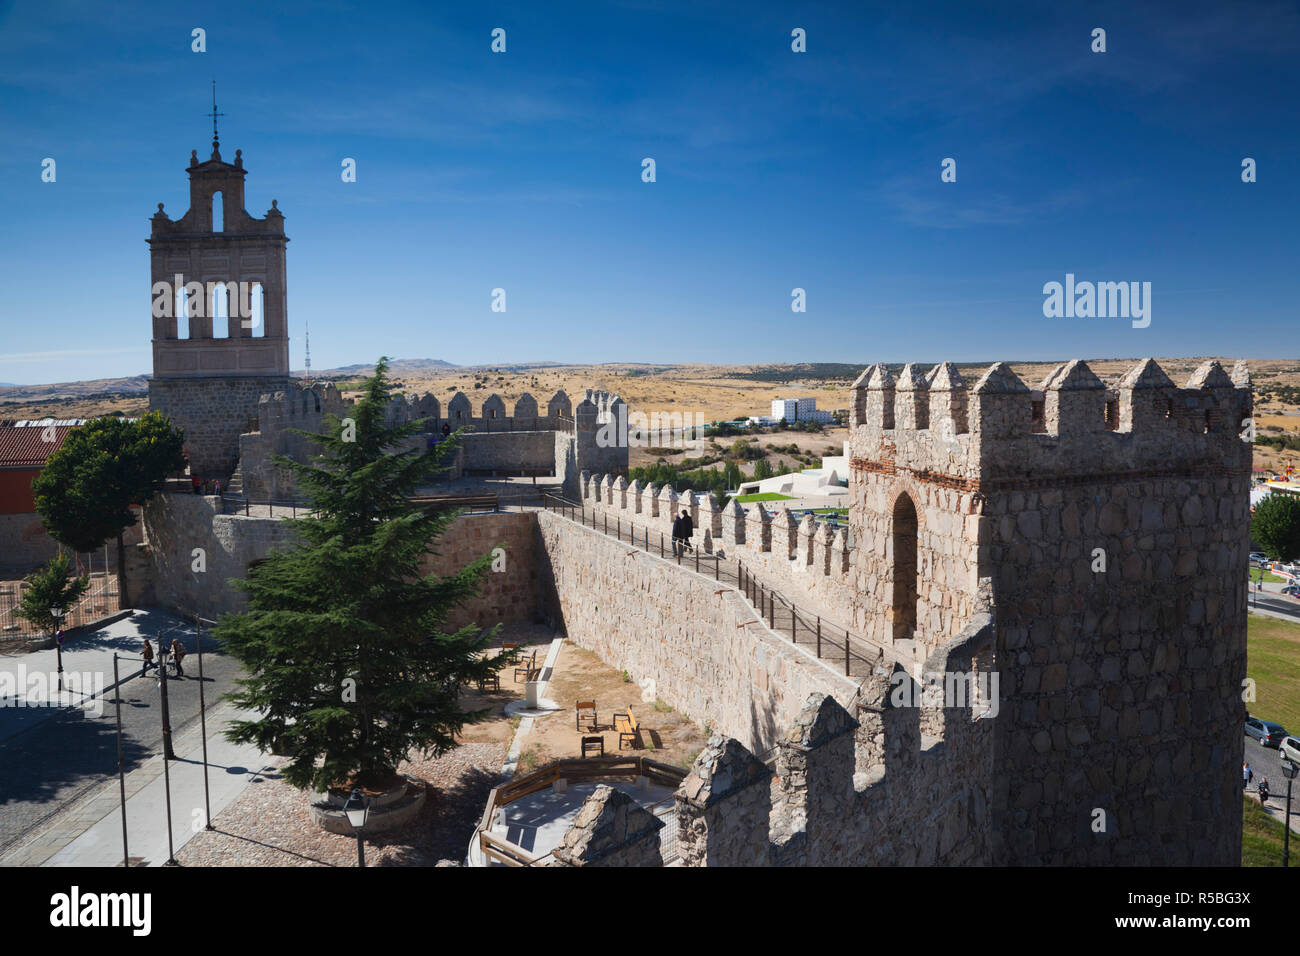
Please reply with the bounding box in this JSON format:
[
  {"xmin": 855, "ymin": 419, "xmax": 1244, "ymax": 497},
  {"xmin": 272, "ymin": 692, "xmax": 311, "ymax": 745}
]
[{"xmin": 4, "ymin": 357, "xmax": 1298, "ymax": 474}]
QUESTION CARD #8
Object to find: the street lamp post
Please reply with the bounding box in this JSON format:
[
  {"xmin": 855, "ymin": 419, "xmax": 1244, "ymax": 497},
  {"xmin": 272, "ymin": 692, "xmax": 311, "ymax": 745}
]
[
  {"xmin": 51, "ymin": 605, "xmax": 66, "ymax": 694},
  {"xmin": 343, "ymin": 788, "xmax": 371, "ymax": 868},
  {"xmin": 1282, "ymin": 759, "xmax": 1297, "ymax": 868}
]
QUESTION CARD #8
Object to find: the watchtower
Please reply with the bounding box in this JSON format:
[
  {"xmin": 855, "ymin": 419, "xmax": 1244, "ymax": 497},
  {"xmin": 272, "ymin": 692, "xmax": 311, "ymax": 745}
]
[
  {"xmin": 848, "ymin": 358, "xmax": 1251, "ymax": 865},
  {"xmin": 146, "ymin": 101, "xmax": 291, "ymax": 480}
]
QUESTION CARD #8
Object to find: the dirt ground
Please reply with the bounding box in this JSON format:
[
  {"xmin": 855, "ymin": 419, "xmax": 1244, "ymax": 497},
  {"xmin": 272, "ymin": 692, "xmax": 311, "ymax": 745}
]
[
  {"xmin": 455, "ymin": 623, "xmax": 708, "ymax": 777},
  {"xmin": 514, "ymin": 642, "xmax": 708, "ymax": 775}
]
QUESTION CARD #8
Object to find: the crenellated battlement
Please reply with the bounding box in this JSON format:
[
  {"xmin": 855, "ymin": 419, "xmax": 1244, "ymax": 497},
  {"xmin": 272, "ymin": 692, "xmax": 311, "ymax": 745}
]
[
  {"xmin": 255, "ymin": 381, "xmax": 345, "ymax": 430},
  {"xmin": 850, "ymin": 358, "xmax": 1252, "ymax": 486},
  {"xmin": 578, "ymin": 469, "xmax": 861, "ymax": 644}
]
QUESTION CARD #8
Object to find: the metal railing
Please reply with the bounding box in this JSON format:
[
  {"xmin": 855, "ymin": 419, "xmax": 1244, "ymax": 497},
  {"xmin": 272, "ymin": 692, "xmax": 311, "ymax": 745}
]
[
  {"xmin": 540, "ymin": 494, "xmax": 882, "ymax": 679},
  {"xmin": 0, "ymin": 553, "xmax": 122, "ymax": 642}
]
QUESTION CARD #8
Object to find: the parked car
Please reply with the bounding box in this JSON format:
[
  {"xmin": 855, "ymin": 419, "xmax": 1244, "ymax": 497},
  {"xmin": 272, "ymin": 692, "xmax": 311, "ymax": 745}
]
[
  {"xmin": 1283, "ymin": 584, "xmax": 1300, "ymax": 598},
  {"xmin": 1280, "ymin": 736, "xmax": 1300, "ymax": 765},
  {"xmin": 1250, "ymin": 552, "xmax": 1268, "ymax": 564},
  {"xmin": 1246, "ymin": 716, "xmax": 1288, "ymax": 748}
]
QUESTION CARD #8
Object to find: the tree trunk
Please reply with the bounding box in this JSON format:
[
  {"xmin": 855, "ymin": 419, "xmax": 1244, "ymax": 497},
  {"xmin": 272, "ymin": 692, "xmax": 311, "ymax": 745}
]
[{"xmin": 116, "ymin": 530, "xmax": 131, "ymax": 609}]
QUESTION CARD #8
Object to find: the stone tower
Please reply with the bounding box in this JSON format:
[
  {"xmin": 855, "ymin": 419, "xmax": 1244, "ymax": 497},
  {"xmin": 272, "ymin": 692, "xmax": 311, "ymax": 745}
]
[
  {"xmin": 848, "ymin": 358, "xmax": 1251, "ymax": 865},
  {"xmin": 146, "ymin": 128, "xmax": 291, "ymax": 480}
]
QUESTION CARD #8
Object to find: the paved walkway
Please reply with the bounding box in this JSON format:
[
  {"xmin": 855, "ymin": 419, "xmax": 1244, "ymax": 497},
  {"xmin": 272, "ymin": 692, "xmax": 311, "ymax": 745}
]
[
  {"xmin": 0, "ymin": 607, "xmax": 208, "ymax": 744},
  {"xmin": 3, "ymin": 701, "xmax": 270, "ymax": 867}
]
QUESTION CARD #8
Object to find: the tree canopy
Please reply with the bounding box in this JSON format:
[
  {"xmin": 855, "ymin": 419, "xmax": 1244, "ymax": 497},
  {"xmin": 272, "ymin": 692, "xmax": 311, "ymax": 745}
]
[
  {"xmin": 31, "ymin": 412, "xmax": 186, "ymax": 606},
  {"xmin": 1252, "ymin": 492, "xmax": 1300, "ymax": 563}
]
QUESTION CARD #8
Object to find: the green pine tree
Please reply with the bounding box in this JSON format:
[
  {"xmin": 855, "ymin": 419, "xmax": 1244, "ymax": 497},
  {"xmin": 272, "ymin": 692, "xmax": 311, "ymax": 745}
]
[
  {"xmin": 218, "ymin": 358, "xmax": 514, "ymax": 793},
  {"xmin": 16, "ymin": 552, "xmax": 90, "ymax": 636}
]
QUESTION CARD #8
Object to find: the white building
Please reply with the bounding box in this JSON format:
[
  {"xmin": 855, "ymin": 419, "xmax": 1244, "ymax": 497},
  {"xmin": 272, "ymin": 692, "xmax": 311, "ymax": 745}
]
[
  {"xmin": 736, "ymin": 441, "xmax": 850, "ymax": 502},
  {"xmin": 770, "ymin": 396, "xmax": 831, "ymax": 423}
]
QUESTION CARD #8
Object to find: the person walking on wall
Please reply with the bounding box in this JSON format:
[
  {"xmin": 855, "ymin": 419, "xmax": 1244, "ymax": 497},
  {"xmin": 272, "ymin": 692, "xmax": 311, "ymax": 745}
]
[
  {"xmin": 679, "ymin": 508, "xmax": 694, "ymax": 554},
  {"xmin": 671, "ymin": 511, "xmax": 685, "ymax": 557},
  {"xmin": 140, "ymin": 638, "xmax": 154, "ymax": 678}
]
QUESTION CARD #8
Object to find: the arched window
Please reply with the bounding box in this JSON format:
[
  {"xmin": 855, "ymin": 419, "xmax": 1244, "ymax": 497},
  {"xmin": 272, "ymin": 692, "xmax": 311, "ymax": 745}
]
[
  {"xmin": 890, "ymin": 493, "xmax": 919, "ymax": 643},
  {"xmin": 175, "ymin": 286, "xmax": 189, "ymax": 339},
  {"xmin": 212, "ymin": 191, "xmax": 223, "ymax": 232},
  {"xmin": 211, "ymin": 282, "xmax": 229, "ymax": 338}
]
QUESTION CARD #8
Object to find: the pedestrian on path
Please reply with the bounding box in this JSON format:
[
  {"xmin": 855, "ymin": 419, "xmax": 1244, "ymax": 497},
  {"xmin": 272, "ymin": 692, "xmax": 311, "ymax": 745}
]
[
  {"xmin": 140, "ymin": 639, "xmax": 154, "ymax": 677},
  {"xmin": 171, "ymin": 638, "xmax": 186, "ymax": 678},
  {"xmin": 679, "ymin": 508, "xmax": 694, "ymax": 553},
  {"xmin": 1259, "ymin": 777, "xmax": 1270, "ymax": 806},
  {"xmin": 1243, "ymin": 762, "xmax": 1253, "ymax": 790},
  {"xmin": 671, "ymin": 512, "xmax": 685, "ymax": 556}
]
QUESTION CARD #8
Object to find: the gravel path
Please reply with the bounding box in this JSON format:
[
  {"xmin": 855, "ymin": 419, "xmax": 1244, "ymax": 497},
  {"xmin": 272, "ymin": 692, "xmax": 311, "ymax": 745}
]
[{"xmin": 176, "ymin": 742, "xmax": 506, "ymax": 867}]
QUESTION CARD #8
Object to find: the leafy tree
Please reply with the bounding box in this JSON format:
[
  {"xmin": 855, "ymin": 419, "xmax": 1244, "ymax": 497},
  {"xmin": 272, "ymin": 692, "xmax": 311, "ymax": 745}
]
[
  {"xmin": 218, "ymin": 357, "xmax": 510, "ymax": 793},
  {"xmin": 752, "ymin": 458, "xmax": 774, "ymax": 481},
  {"xmin": 31, "ymin": 413, "xmax": 186, "ymax": 608},
  {"xmin": 16, "ymin": 552, "xmax": 89, "ymax": 635},
  {"xmin": 1252, "ymin": 493, "xmax": 1300, "ymax": 562}
]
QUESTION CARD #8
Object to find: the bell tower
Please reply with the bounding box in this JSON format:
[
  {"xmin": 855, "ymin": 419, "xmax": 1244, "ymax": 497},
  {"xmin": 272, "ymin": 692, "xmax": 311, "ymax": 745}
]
[{"xmin": 146, "ymin": 89, "xmax": 293, "ymax": 480}]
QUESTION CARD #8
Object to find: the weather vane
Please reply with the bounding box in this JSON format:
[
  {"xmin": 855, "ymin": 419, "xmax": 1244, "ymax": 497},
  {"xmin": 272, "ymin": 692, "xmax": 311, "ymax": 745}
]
[{"xmin": 208, "ymin": 79, "xmax": 225, "ymax": 146}]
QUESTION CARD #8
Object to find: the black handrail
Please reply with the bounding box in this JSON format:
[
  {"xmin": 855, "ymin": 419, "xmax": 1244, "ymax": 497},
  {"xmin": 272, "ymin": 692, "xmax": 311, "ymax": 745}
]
[{"xmin": 540, "ymin": 493, "xmax": 879, "ymax": 678}]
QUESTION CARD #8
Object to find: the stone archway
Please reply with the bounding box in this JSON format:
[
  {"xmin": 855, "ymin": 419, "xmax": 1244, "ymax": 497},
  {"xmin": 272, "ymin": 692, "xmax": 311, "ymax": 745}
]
[{"xmin": 890, "ymin": 492, "xmax": 919, "ymax": 643}]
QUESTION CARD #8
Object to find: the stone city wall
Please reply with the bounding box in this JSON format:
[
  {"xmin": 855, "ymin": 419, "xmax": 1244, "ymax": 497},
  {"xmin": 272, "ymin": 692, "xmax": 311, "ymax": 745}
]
[
  {"xmin": 149, "ymin": 375, "xmax": 290, "ymax": 482},
  {"xmin": 418, "ymin": 511, "xmax": 541, "ymax": 631},
  {"xmin": 535, "ymin": 508, "xmax": 855, "ymax": 754},
  {"xmin": 138, "ymin": 494, "xmax": 541, "ymax": 631},
  {"xmin": 0, "ymin": 513, "xmax": 144, "ymax": 572},
  {"xmin": 573, "ymin": 605, "xmax": 997, "ymax": 867},
  {"xmin": 575, "ymin": 472, "xmax": 859, "ymax": 641}
]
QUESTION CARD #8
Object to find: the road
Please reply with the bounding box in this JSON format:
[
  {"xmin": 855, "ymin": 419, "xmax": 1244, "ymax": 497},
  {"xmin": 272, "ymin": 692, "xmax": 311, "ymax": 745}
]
[{"xmin": 0, "ymin": 609, "xmax": 244, "ymax": 855}]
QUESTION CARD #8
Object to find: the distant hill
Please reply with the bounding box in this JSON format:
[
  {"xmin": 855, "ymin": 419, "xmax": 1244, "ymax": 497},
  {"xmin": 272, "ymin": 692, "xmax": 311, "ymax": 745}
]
[
  {"xmin": 314, "ymin": 358, "xmax": 460, "ymax": 377},
  {"xmin": 0, "ymin": 375, "xmax": 151, "ymax": 402}
]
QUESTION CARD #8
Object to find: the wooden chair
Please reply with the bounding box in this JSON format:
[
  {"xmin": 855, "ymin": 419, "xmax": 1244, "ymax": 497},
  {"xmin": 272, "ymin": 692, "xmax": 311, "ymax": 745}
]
[
  {"xmin": 613, "ymin": 707, "xmax": 640, "ymax": 750},
  {"xmin": 581, "ymin": 735, "xmax": 604, "ymax": 758},
  {"xmin": 513, "ymin": 649, "xmax": 537, "ymax": 683},
  {"xmin": 477, "ymin": 670, "xmax": 500, "ymax": 693},
  {"xmin": 575, "ymin": 700, "xmax": 598, "ymax": 732}
]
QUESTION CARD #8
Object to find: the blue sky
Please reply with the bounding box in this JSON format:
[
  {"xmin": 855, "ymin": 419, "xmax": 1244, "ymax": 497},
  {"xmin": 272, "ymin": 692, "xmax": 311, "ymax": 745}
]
[{"xmin": 1, "ymin": 0, "xmax": 1298, "ymax": 384}]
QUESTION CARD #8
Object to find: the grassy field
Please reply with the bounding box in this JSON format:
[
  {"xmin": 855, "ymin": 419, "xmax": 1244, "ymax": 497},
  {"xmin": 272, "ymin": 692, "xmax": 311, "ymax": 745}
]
[
  {"xmin": 1242, "ymin": 795, "xmax": 1290, "ymax": 866},
  {"xmin": 736, "ymin": 492, "xmax": 795, "ymax": 502},
  {"xmin": 1243, "ymin": 612, "xmax": 1300, "ymax": 866},
  {"xmin": 1250, "ymin": 567, "xmax": 1286, "ymax": 584},
  {"xmin": 1246, "ymin": 613, "xmax": 1300, "ymax": 732}
]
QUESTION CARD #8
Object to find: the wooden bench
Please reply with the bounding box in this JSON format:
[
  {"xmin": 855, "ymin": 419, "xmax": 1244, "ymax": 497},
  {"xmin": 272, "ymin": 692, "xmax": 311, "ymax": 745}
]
[
  {"xmin": 581, "ymin": 735, "xmax": 604, "ymax": 758},
  {"xmin": 613, "ymin": 707, "xmax": 640, "ymax": 750}
]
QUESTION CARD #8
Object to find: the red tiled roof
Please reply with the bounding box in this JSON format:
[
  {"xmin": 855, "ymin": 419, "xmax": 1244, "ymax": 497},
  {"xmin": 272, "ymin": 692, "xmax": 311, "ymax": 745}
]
[{"xmin": 0, "ymin": 424, "xmax": 75, "ymax": 469}]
